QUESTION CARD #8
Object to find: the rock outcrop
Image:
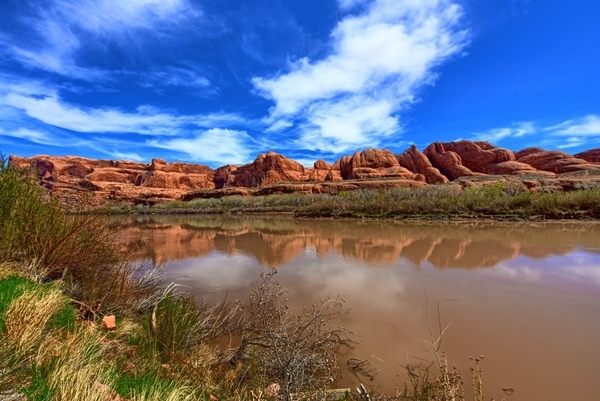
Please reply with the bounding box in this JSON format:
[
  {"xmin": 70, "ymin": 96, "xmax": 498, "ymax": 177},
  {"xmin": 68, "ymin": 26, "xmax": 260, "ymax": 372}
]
[
  {"xmin": 8, "ymin": 155, "xmax": 215, "ymax": 205},
  {"xmin": 337, "ymin": 149, "xmax": 420, "ymax": 181},
  {"xmin": 9, "ymin": 140, "xmax": 600, "ymax": 206},
  {"xmin": 575, "ymin": 149, "xmax": 600, "ymax": 163},
  {"xmin": 308, "ymin": 159, "xmax": 332, "ymax": 181},
  {"xmin": 515, "ymin": 148, "xmax": 600, "ymax": 174},
  {"xmin": 397, "ymin": 145, "xmax": 448, "ymax": 184},
  {"xmin": 222, "ymin": 151, "xmax": 307, "ymax": 188},
  {"xmin": 423, "ymin": 143, "xmax": 482, "ymax": 180},
  {"xmin": 434, "ymin": 141, "xmax": 549, "ymax": 176}
]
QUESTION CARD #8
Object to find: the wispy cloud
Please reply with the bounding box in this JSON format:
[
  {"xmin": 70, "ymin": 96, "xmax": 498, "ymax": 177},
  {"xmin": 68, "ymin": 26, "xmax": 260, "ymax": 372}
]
[
  {"xmin": 253, "ymin": 0, "xmax": 469, "ymax": 153},
  {"xmin": 138, "ymin": 67, "xmax": 211, "ymax": 90},
  {"xmin": 471, "ymin": 122, "xmax": 535, "ymax": 142},
  {"xmin": 469, "ymin": 115, "xmax": 600, "ymax": 150},
  {"xmin": 543, "ymin": 115, "xmax": 600, "ymax": 150},
  {"xmin": 0, "ymin": 128, "xmax": 55, "ymax": 146},
  {"xmin": 0, "ymin": 76, "xmax": 256, "ymax": 165},
  {"xmin": 5, "ymin": 0, "xmax": 201, "ymax": 80},
  {"xmin": 545, "ymin": 115, "xmax": 600, "ymax": 137},
  {"xmin": 148, "ymin": 128, "xmax": 257, "ymax": 165},
  {"xmin": 109, "ymin": 151, "xmax": 145, "ymax": 162},
  {"xmin": 2, "ymin": 91, "xmax": 247, "ymax": 135}
]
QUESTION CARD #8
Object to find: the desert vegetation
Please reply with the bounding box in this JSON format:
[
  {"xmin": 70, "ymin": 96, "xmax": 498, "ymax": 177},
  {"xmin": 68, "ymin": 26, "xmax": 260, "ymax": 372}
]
[
  {"xmin": 0, "ymin": 156, "xmax": 508, "ymax": 400},
  {"xmin": 106, "ymin": 182, "xmax": 600, "ymax": 220}
]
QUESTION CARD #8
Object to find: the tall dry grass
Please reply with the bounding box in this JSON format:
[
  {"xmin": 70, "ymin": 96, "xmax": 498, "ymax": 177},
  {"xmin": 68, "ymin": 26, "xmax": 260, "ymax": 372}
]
[{"xmin": 0, "ymin": 155, "xmax": 164, "ymax": 316}]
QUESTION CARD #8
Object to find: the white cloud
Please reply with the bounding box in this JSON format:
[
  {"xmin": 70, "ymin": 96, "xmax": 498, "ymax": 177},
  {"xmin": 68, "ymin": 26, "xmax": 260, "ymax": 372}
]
[
  {"xmin": 297, "ymin": 95, "xmax": 400, "ymax": 152},
  {"xmin": 0, "ymin": 128, "xmax": 55, "ymax": 146},
  {"xmin": 138, "ymin": 67, "xmax": 211, "ymax": 90},
  {"xmin": 265, "ymin": 120, "xmax": 294, "ymax": 133},
  {"xmin": 2, "ymin": 92, "xmax": 247, "ymax": 135},
  {"xmin": 7, "ymin": 0, "xmax": 200, "ymax": 80},
  {"xmin": 109, "ymin": 151, "xmax": 145, "ymax": 162},
  {"xmin": 545, "ymin": 115, "xmax": 600, "ymax": 137},
  {"xmin": 471, "ymin": 122, "xmax": 535, "ymax": 142},
  {"xmin": 557, "ymin": 137, "xmax": 586, "ymax": 149},
  {"xmin": 252, "ymin": 0, "xmax": 468, "ymax": 153},
  {"xmin": 147, "ymin": 128, "xmax": 255, "ymax": 165},
  {"xmin": 537, "ymin": 114, "xmax": 600, "ymax": 150}
]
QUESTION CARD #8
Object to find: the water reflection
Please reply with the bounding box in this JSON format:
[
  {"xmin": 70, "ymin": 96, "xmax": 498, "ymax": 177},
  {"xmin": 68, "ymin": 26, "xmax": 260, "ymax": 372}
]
[
  {"xmin": 110, "ymin": 215, "xmax": 600, "ymax": 401},
  {"xmin": 114, "ymin": 215, "xmax": 593, "ymax": 269}
]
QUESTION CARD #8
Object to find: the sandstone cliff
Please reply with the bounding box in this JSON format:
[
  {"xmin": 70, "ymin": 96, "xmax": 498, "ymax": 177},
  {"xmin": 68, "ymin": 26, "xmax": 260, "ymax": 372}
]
[{"xmin": 9, "ymin": 140, "xmax": 600, "ymax": 205}]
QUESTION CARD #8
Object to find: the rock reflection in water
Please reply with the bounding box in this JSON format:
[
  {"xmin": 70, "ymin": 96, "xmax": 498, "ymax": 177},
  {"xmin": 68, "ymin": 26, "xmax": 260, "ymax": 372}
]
[
  {"xmin": 113, "ymin": 215, "xmax": 584, "ymax": 268},
  {"xmin": 110, "ymin": 215, "xmax": 600, "ymax": 401}
]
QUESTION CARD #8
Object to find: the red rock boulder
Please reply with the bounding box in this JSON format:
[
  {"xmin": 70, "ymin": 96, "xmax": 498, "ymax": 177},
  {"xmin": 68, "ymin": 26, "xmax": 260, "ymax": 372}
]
[
  {"xmin": 423, "ymin": 143, "xmax": 481, "ymax": 180},
  {"xmin": 515, "ymin": 148, "xmax": 600, "ymax": 174},
  {"xmin": 424, "ymin": 141, "xmax": 545, "ymax": 178},
  {"xmin": 435, "ymin": 141, "xmax": 514, "ymax": 173},
  {"xmin": 337, "ymin": 149, "xmax": 418, "ymax": 180},
  {"xmin": 574, "ymin": 149, "xmax": 600, "ymax": 163},
  {"xmin": 308, "ymin": 159, "xmax": 332, "ymax": 181},
  {"xmin": 397, "ymin": 145, "xmax": 448, "ymax": 184},
  {"xmin": 225, "ymin": 151, "xmax": 306, "ymax": 188}
]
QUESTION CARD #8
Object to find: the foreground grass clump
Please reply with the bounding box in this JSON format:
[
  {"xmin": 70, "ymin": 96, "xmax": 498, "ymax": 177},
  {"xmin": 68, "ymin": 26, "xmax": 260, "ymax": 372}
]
[{"xmin": 0, "ymin": 275, "xmax": 200, "ymax": 401}]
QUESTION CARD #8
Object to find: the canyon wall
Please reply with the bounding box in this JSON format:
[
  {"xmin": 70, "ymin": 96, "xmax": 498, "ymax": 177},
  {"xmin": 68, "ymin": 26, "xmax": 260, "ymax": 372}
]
[{"xmin": 9, "ymin": 140, "xmax": 600, "ymax": 205}]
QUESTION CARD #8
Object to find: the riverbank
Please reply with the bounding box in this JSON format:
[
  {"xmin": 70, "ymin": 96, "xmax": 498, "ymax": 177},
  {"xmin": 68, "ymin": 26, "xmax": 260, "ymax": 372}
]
[
  {"xmin": 102, "ymin": 184, "xmax": 600, "ymax": 220},
  {"xmin": 1, "ymin": 155, "xmax": 506, "ymax": 400}
]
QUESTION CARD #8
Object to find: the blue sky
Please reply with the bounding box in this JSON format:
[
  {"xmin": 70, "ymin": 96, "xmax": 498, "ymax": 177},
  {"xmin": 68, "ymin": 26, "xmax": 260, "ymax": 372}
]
[{"xmin": 0, "ymin": 0, "xmax": 599, "ymax": 167}]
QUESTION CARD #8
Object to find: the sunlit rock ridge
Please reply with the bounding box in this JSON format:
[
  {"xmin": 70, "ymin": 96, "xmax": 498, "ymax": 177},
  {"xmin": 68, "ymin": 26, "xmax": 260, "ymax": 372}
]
[{"xmin": 9, "ymin": 140, "xmax": 600, "ymax": 205}]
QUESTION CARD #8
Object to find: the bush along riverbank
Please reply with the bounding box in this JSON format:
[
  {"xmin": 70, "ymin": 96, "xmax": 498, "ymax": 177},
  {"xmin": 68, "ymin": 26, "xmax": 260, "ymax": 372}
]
[
  {"xmin": 104, "ymin": 183, "xmax": 600, "ymax": 220},
  {"xmin": 1, "ymin": 157, "xmax": 509, "ymax": 400}
]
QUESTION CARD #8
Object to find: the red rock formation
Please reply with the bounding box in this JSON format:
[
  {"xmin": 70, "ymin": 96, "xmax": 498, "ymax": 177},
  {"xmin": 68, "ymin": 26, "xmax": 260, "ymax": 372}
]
[
  {"xmin": 574, "ymin": 149, "xmax": 600, "ymax": 164},
  {"xmin": 213, "ymin": 165, "xmax": 238, "ymax": 189},
  {"xmin": 397, "ymin": 145, "xmax": 448, "ymax": 184},
  {"xmin": 337, "ymin": 149, "xmax": 419, "ymax": 180},
  {"xmin": 223, "ymin": 151, "xmax": 306, "ymax": 188},
  {"xmin": 308, "ymin": 159, "xmax": 332, "ymax": 181},
  {"xmin": 515, "ymin": 148, "xmax": 600, "ymax": 174},
  {"xmin": 423, "ymin": 143, "xmax": 481, "ymax": 180},
  {"xmin": 8, "ymin": 155, "xmax": 215, "ymax": 205},
  {"xmin": 423, "ymin": 141, "xmax": 550, "ymax": 179},
  {"xmin": 10, "ymin": 141, "xmax": 600, "ymax": 206}
]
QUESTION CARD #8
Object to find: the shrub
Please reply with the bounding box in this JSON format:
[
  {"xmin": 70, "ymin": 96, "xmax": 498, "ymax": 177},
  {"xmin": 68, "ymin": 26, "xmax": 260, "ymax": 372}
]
[
  {"xmin": 0, "ymin": 155, "xmax": 163, "ymax": 317},
  {"xmin": 234, "ymin": 271, "xmax": 355, "ymax": 399}
]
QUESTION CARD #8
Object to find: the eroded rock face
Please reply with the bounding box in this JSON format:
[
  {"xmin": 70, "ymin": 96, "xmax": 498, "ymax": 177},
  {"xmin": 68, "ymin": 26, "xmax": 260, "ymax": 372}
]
[
  {"xmin": 224, "ymin": 151, "xmax": 307, "ymax": 188},
  {"xmin": 423, "ymin": 143, "xmax": 481, "ymax": 180},
  {"xmin": 515, "ymin": 148, "xmax": 600, "ymax": 174},
  {"xmin": 422, "ymin": 141, "xmax": 552, "ymax": 178},
  {"xmin": 8, "ymin": 155, "xmax": 215, "ymax": 205},
  {"xmin": 337, "ymin": 149, "xmax": 418, "ymax": 180},
  {"xmin": 397, "ymin": 145, "xmax": 448, "ymax": 184},
  {"xmin": 10, "ymin": 142, "xmax": 600, "ymax": 206},
  {"xmin": 308, "ymin": 159, "xmax": 332, "ymax": 181},
  {"xmin": 575, "ymin": 149, "xmax": 600, "ymax": 163}
]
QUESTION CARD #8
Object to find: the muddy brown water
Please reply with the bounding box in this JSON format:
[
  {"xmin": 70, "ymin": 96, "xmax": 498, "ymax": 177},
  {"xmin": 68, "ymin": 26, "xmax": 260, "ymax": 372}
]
[{"xmin": 110, "ymin": 215, "xmax": 600, "ymax": 401}]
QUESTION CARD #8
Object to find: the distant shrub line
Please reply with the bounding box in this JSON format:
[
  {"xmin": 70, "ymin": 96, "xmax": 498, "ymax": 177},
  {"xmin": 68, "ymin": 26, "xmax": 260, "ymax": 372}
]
[{"xmin": 106, "ymin": 183, "xmax": 600, "ymax": 220}]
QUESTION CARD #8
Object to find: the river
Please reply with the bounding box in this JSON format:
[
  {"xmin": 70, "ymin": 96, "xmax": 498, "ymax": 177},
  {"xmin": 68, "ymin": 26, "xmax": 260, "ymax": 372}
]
[{"xmin": 110, "ymin": 215, "xmax": 600, "ymax": 401}]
